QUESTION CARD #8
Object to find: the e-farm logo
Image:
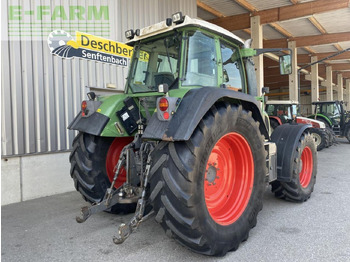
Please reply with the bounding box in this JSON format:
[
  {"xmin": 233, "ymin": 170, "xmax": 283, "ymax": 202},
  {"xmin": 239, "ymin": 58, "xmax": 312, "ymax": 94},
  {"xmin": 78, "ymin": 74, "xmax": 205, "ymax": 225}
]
[
  {"xmin": 8, "ymin": 5, "xmax": 110, "ymax": 37},
  {"xmin": 48, "ymin": 30, "xmax": 133, "ymax": 66}
]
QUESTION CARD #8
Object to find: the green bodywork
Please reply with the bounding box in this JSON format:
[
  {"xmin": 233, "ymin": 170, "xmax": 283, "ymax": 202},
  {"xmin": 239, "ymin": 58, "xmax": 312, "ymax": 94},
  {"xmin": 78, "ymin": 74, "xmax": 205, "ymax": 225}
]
[
  {"xmin": 97, "ymin": 88, "xmax": 191, "ymax": 137},
  {"xmin": 89, "ymin": 27, "xmax": 256, "ymax": 138},
  {"xmin": 307, "ymin": 114, "xmax": 333, "ymax": 127}
]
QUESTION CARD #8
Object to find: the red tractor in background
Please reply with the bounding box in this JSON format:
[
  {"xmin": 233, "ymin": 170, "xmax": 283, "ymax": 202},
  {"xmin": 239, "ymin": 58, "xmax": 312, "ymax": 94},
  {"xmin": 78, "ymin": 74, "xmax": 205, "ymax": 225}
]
[{"xmin": 266, "ymin": 100, "xmax": 333, "ymax": 151}]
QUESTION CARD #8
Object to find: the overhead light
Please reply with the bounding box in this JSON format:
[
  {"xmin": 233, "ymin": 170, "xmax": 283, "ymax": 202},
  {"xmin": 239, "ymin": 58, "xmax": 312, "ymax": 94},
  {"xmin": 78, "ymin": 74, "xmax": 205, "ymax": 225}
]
[{"xmin": 172, "ymin": 12, "xmax": 184, "ymax": 24}]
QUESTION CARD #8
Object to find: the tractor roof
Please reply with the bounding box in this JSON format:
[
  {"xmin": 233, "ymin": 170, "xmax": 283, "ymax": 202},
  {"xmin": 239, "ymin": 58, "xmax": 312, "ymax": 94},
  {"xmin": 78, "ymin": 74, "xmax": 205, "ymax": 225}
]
[
  {"xmin": 126, "ymin": 15, "xmax": 244, "ymax": 46},
  {"xmin": 266, "ymin": 100, "xmax": 299, "ymax": 105}
]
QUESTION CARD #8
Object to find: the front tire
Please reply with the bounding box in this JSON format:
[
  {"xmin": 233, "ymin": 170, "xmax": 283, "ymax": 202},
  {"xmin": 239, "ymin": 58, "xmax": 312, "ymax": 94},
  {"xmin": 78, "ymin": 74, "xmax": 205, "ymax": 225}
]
[
  {"xmin": 271, "ymin": 132, "xmax": 317, "ymax": 202},
  {"xmin": 149, "ymin": 103, "xmax": 266, "ymax": 256}
]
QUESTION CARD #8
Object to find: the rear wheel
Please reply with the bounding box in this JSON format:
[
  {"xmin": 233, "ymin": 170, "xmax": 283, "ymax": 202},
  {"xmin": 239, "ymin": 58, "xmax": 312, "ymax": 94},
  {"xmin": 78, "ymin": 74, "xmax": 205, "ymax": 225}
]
[
  {"xmin": 70, "ymin": 132, "xmax": 135, "ymax": 213},
  {"xmin": 271, "ymin": 132, "xmax": 317, "ymax": 202},
  {"xmin": 309, "ymin": 128, "xmax": 327, "ymax": 151},
  {"xmin": 149, "ymin": 103, "xmax": 266, "ymax": 256}
]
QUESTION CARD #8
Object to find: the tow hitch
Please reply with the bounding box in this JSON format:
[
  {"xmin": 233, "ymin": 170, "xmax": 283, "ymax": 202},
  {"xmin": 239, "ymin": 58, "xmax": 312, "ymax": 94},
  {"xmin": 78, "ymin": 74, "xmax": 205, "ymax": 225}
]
[{"xmin": 75, "ymin": 135, "xmax": 155, "ymax": 244}]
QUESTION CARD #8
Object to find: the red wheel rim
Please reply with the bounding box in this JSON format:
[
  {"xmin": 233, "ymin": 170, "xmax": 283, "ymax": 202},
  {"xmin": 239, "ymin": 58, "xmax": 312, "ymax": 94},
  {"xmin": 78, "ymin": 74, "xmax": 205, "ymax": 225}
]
[
  {"xmin": 204, "ymin": 132, "xmax": 254, "ymax": 226},
  {"xmin": 105, "ymin": 137, "xmax": 133, "ymax": 189},
  {"xmin": 299, "ymin": 146, "xmax": 313, "ymax": 188}
]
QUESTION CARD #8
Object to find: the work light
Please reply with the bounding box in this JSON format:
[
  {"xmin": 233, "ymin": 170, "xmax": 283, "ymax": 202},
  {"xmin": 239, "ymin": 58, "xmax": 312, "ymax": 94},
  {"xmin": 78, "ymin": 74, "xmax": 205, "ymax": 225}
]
[{"xmin": 172, "ymin": 12, "xmax": 184, "ymax": 24}]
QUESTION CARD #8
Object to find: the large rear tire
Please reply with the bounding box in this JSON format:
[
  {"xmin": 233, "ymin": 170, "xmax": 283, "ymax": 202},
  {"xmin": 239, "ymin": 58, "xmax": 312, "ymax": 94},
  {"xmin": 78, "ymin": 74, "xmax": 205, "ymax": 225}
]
[
  {"xmin": 69, "ymin": 132, "xmax": 135, "ymax": 213},
  {"xmin": 149, "ymin": 103, "xmax": 266, "ymax": 256},
  {"xmin": 271, "ymin": 132, "xmax": 317, "ymax": 202}
]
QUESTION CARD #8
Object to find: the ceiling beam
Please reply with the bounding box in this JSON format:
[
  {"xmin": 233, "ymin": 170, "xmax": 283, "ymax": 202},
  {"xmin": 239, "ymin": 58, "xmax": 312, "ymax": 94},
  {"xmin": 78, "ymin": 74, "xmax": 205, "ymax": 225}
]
[
  {"xmin": 197, "ymin": 0, "xmax": 225, "ymax": 18},
  {"xmin": 209, "ymin": 0, "xmax": 350, "ymax": 31},
  {"xmin": 319, "ymin": 63, "xmax": 350, "ymax": 71},
  {"xmin": 263, "ymin": 32, "xmax": 350, "ymax": 48},
  {"xmin": 297, "ymin": 52, "xmax": 350, "ymax": 64}
]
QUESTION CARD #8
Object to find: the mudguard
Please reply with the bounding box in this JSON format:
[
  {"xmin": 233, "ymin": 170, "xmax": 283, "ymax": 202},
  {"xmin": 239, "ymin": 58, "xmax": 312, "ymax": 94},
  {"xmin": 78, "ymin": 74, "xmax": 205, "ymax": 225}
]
[
  {"xmin": 142, "ymin": 86, "xmax": 269, "ymax": 141},
  {"xmin": 68, "ymin": 111, "xmax": 110, "ymax": 136},
  {"xmin": 270, "ymin": 123, "xmax": 311, "ymax": 182}
]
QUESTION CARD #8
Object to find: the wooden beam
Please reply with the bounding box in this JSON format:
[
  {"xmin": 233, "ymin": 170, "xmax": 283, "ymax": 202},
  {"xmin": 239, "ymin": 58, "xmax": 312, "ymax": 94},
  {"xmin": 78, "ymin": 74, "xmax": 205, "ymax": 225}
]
[
  {"xmin": 298, "ymin": 52, "xmax": 350, "ymax": 64},
  {"xmin": 263, "ymin": 32, "xmax": 350, "ymax": 48},
  {"xmin": 308, "ymin": 16, "xmax": 327, "ymax": 34},
  {"xmin": 197, "ymin": 0, "xmax": 225, "ymax": 17},
  {"xmin": 209, "ymin": 0, "xmax": 350, "ymax": 31},
  {"xmin": 320, "ymin": 63, "xmax": 350, "ymax": 71},
  {"xmin": 209, "ymin": 13, "xmax": 251, "ymax": 31},
  {"xmin": 265, "ymin": 74, "xmax": 306, "ymax": 83}
]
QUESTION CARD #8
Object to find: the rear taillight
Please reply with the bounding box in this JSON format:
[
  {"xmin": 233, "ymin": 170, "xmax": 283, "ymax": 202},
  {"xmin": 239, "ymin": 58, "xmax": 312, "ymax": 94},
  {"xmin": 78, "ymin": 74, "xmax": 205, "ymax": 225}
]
[
  {"xmin": 159, "ymin": 98, "xmax": 169, "ymax": 111},
  {"xmin": 81, "ymin": 101, "xmax": 87, "ymax": 116}
]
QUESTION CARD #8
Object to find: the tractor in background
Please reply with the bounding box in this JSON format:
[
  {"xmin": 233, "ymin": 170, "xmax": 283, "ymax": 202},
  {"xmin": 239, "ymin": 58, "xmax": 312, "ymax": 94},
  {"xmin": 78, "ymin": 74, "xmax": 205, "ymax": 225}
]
[
  {"xmin": 308, "ymin": 100, "xmax": 350, "ymax": 143},
  {"xmin": 265, "ymin": 100, "xmax": 332, "ymax": 151}
]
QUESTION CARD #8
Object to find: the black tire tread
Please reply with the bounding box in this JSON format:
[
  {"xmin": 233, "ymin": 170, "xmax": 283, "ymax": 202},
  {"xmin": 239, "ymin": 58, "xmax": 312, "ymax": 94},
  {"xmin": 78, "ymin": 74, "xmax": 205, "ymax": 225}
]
[
  {"xmin": 271, "ymin": 132, "xmax": 317, "ymax": 202},
  {"xmin": 149, "ymin": 103, "xmax": 266, "ymax": 256}
]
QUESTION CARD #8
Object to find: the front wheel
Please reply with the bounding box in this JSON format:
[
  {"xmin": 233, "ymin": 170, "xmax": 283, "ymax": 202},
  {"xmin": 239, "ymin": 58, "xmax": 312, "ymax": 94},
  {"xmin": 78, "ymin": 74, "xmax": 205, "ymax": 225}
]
[
  {"xmin": 271, "ymin": 132, "xmax": 317, "ymax": 202},
  {"xmin": 149, "ymin": 103, "xmax": 267, "ymax": 256}
]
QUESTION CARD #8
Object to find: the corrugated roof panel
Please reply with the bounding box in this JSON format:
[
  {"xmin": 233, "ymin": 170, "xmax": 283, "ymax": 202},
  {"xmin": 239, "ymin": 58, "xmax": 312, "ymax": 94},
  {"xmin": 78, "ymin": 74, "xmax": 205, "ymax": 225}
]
[
  {"xmin": 309, "ymin": 44, "xmax": 339, "ymax": 53},
  {"xmin": 277, "ymin": 18, "xmax": 321, "ymax": 37},
  {"xmin": 201, "ymin": 0, "xmax": 247, "ymax": 16},
  {"xmin": 263, "ymin": 25, "xmax": 285, "ymax": 40},
  {"xmin": 339, "ymin": 41, "xmax": 350, "ymax": 49},
  {"xmin": 197, "ymin": 7, "xmax": 217, "ymax": 20},
  {"xmin": 314, "ymin": 9, "xmax": 350, "ymax": 33},
  {"xmin": 232, "ymin": 30, "xmax": 251, "ymax": 41},
  {"xmin": 297, "ymin": 48, "xmax": 310, "ymax": 55},
  {"xmin": 248, "ymin": 0, "xmax": 291, "ymax": 10}
]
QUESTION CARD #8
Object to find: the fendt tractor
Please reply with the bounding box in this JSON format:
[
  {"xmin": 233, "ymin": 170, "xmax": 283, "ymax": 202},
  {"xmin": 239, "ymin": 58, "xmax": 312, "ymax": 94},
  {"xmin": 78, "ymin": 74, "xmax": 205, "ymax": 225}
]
[
  {"xmin": 68, "ymin": 13, "xmax": 317, "ymax": 256},
  {"xmin": 265, "ymin": 100, "xmax": 332, "ymax": 151},
  {"xmin": 308, "ymin": 100, "xmax": 350, "ymax": 143}
]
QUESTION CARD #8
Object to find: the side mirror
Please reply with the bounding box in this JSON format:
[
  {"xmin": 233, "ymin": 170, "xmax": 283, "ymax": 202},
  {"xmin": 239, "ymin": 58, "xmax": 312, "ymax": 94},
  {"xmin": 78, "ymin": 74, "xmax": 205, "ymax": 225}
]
[{"xmin": 279, "ymin": 54, "xmax": 292, "ymax": 75}]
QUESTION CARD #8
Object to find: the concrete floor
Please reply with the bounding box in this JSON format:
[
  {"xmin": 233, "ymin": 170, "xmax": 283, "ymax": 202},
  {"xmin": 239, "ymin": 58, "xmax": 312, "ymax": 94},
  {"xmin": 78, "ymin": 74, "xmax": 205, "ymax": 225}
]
[{"xmin": 2, "ymin": 138, "xmax": 350, "ymax": 262}]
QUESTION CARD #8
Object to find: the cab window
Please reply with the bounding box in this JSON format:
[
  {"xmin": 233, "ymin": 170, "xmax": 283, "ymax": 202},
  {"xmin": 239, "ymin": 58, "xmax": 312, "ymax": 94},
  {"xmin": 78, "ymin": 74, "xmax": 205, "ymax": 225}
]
[
  {"xmin": 182, "ymin": 31, "xmax": 218, "ymax": 87},
  {"xmin": 220, "ymin": 42, "xmax": 243, "ymax": 91}
]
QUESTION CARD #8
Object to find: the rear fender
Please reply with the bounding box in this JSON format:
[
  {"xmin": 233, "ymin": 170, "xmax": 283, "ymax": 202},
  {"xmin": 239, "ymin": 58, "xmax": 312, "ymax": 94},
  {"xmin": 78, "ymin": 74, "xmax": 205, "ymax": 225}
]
[
  {"xmin": 270, "ymin": 123, "xmax": 311, "ymax": 182},
  {"xmin": 142, "ymin": 86, "xmax": 269, "ymax": 141}
]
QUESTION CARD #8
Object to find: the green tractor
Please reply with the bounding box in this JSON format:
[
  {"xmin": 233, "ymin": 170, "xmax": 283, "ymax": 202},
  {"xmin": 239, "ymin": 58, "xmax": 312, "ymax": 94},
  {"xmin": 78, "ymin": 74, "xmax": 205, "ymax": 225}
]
[
  {"xmin": 68, "ymin": 13, "xmax": 317, "ymax": 256},
  {"xmin": 308, "ymin": 100, "xmax": 350, "ymax": 143}
]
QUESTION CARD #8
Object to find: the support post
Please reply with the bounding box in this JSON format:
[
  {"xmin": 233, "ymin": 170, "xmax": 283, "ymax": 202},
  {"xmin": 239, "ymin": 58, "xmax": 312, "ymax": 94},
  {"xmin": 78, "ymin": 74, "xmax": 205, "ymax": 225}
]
[
  {"xmin": 310, "ymin": 56, "xmax": 319, "ymax": 112},
  {"xmin": 288, "ymin": 41, "xmax": 298, "ymax": 102},
  {"xmin": 326, "ymin": 66, "xmax": 333, "ymax": 101},
  {"xmin": 337, "ymin": 74, "xmax": 343, "ymax": 101},
  {"xmin": 346, "ymin": 80, "xmax": 350, "ymax": 111},
  {"xmin": 251, "ymin": 16, "xmax": 263, "ymax": 97}
]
